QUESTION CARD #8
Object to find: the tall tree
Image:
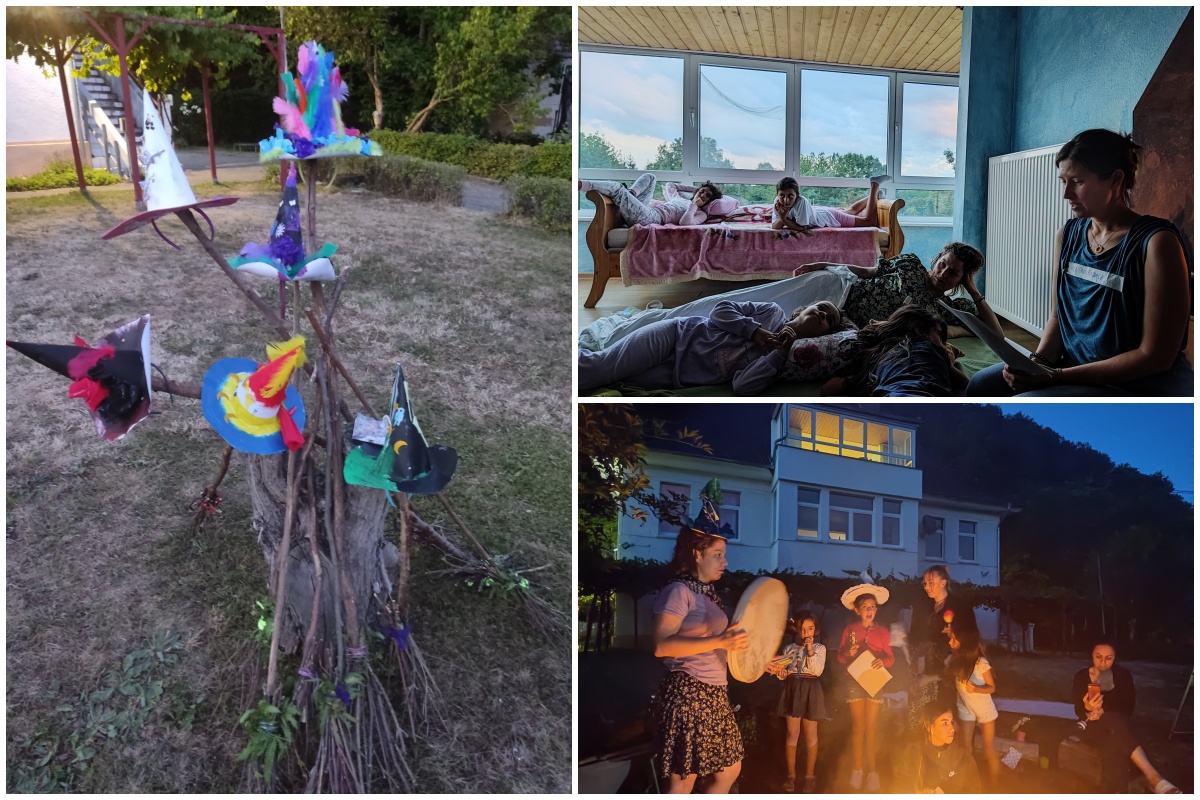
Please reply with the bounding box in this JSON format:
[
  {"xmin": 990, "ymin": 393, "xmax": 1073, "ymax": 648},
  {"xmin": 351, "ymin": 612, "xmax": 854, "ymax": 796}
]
[
  {"xmin": 406, "ymin": 6, "xmax": 570, "ymax": 133},
  {"xmin": 579, "ymin": 132, "xmax": 635, "ymax": 170},
  {"xmin": 645, "ymin": 136, "xmax": 734, "ymax": 171}
]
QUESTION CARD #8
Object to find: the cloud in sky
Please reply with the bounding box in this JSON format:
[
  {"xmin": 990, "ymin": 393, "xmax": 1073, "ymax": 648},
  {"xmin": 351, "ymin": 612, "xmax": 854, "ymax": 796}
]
[{"xmin": 901, "ymin": 83, "xmax": 958, "ymax": 177}]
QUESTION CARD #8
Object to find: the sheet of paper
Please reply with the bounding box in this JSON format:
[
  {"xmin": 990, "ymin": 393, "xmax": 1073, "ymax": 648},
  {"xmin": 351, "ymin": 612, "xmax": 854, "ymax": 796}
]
[
  {"xmin": 846, "ymin": 649, "xmax": 893, "ymax": 697},
  {"xmin": 938, "ymin": 301, "xmax": 1052, "ymax": 376}
]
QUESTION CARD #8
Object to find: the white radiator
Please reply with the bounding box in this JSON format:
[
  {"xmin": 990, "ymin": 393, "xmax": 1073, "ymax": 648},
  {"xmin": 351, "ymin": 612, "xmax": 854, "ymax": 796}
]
[{"xmin": 985, "ymin": 144, "xmax": 1069, "ymax": 336}]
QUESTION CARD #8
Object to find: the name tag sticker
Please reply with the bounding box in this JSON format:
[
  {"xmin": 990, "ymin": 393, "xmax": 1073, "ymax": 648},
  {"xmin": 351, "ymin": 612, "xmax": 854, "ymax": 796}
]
[{"xmin": 1067, "ymin": 262, "xmax": 1124, "ymax": 292}]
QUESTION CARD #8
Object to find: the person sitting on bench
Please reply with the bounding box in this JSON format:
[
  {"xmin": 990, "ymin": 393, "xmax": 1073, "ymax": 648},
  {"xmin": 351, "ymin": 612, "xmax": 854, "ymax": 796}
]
[{"xmin": 1071, "ymin": 642, "xmax": 1179, "ymax": 793}]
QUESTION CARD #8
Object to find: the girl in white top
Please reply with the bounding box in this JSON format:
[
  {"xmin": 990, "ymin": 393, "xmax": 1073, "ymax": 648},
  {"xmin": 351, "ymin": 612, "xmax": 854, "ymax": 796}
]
[
  {"xmin": 946, "ymin": 624, "xmax": 1001, "ymax": 785},
  {"xmin": 768, "ymin": 611, "xmax": 827, "ymax": 793}
]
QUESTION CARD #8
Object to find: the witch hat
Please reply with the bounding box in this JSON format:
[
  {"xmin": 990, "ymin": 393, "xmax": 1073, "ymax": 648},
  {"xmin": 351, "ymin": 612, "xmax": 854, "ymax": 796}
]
[
  {"xmin": 226, "ymin": 163, "xmax": 337, "ymax": 281},
  {"xmin": 260, "ymin": 41, "xmax": 384, "ymax": 163},
  {"xmin": 7, "ymin": 315, "xmax": 153, "ymax": 441},
  {"xmin": 201, "ymin": 336, "xmax": 307, "ymax": 455},
  {"xmin": 101, "ymin": 88, "xmax": 238, "ymax": 246},
  {"xmin": 343, "ymin": 363, "xmax": 457, "ymax": 494},
  {"xmin": 681, "ymin": 478, "xmax": 728, "ymax": 538}
]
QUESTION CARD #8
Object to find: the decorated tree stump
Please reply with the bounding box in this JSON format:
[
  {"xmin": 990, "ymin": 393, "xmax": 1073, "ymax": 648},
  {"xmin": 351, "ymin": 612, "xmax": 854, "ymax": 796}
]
[{"xmin": 8, "ymin": 40, "xmax": 563, "ymax": 793}]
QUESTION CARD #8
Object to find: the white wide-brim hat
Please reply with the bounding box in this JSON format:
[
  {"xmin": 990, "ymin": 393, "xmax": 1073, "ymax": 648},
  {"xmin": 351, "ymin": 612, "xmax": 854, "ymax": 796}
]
[{"xmin": 841, "ymin": 583, "xmax": 890, "ymax": 610}]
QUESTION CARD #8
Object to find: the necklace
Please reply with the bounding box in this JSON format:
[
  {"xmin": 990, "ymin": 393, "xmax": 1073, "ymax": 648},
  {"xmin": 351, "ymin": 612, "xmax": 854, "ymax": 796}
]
[{"xmin": 1089, "ymin": 224, "xmax": 1123, "ymax": 254}]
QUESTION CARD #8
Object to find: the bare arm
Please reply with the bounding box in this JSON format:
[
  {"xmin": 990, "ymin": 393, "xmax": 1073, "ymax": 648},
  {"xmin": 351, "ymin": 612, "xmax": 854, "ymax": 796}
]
[
  {"xmin": 1034, "ymin": 228, "xmax": 1068, "ymax": 363},
  {"xmin": 965, "ymin": 667, "xmax": 996, "ymax": 695},
  {"xmin": 654, "ymin": 612, "xmax": 747, "ymax": 658},
  {"xmin": 663, "ymin": 182, "xmax": 691, "ymax": 202},
  {"xmin": 796, "ymin": 261, "xmax": 879, "ymax": 279}
]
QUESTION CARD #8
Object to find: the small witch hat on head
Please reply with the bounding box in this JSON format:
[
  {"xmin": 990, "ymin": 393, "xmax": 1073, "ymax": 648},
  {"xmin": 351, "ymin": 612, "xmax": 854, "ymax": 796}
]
[
  {"xmin": 681, "ymin": 479, "xmax": 728, "ymax": 538},
  {"xmin": 260, "ymin": 41, "xmax": 384, "ymax": 163},
  {"xmin": 7, "ymin": 315, "xmax": 153, "ymax": 441},
  {"xmin": 227, "ymin": 163, "xmax": 338, "ymax": 282},
  {"xmin": 343, "ymin": 363, "xmax": 457, "ymax": 495},
  {"xmin": 101, "ymin": 88, "xmax": 238, "ymax": 247},
  {"xmin": 201, "ymin": 336, "xmax": 307, "ymax": 455}
]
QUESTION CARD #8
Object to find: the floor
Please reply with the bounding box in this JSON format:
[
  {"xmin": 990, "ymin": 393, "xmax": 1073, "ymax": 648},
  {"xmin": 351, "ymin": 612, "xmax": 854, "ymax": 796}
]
[{"xmin": 577, "ymin": 274, "xmax": 1042, "ymax": 351}]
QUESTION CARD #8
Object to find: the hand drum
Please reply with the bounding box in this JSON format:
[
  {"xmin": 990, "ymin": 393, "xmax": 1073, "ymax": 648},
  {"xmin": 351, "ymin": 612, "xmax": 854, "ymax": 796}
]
[{"xmin": 728, "ymin": 577, "xmax": 789, "ymax": 683}]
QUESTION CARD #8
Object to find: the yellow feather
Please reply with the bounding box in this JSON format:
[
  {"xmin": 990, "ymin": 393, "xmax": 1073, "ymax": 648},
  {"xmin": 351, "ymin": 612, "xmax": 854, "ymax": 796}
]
[{"xmin": 266, "ymin": 334, "xmax": 307, "ymax": 365}]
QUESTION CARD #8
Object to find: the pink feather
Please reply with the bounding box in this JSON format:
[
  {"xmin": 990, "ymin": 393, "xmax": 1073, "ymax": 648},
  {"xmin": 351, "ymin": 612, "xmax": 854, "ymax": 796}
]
[
  {"xmin": 273, "ymin": 96, "xmax": 310, "ymax": 139},
  {"xmin": 297, "ymin": 41, "xmax": 311, "ymax": 77},
  {"xmin": 330, "ymin": 67, "xmax": 349, "ymax": 103}
]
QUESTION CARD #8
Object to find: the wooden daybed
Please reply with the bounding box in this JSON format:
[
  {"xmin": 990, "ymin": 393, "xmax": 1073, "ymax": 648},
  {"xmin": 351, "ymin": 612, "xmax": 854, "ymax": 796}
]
[{"xmin": 583, "ymin": 189, "xmax": 906, "ymax": 308}]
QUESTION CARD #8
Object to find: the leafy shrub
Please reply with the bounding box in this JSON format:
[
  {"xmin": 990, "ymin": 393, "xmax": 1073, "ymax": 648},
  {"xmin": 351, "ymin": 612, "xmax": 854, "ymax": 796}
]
[
  {"xmin": 505, "ymin": 175, "xmax": 571, "ymax": 232},
  {"xmin": 520, "ymin": 142, "xmax": 571, "ymax": 180},
  {"xmin": 369, "ymin": 130, "xmax": 570, "ymax": 181},
  {"xmin": 6, "ymin": 159, "xmax": 122, "ymax": 192},
  {"xmin": 264, "ymin": 154, "xmax": 463, "ymax": 205},
  {"xmin": 359, "ymin": 154, "xmax": 464, "ymax": 204}
]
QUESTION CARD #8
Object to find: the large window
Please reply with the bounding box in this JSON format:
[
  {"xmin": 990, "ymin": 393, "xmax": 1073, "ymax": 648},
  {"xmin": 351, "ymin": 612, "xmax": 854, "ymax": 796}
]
[
  {"xmin": 795, "ymin": 487, "xmax": 905, "ymax": 546},
  {"xmin": 924, "ymin": 516, "xmax": 946, "ymax": 559},
  {"xmin": 579, "ymin": 51, "xmax": 684, "ymax": 172},
  {"xmin": 797, "ymin": 487, "xmax": 820, "ymax": 538},
  {"xmin": 785, "ymin": 406, "xmax": 915, "ymax": 467},
  {"xmin": 579, "ymin": 46, "xmax": 958, "ymax": 221},
  {"xmin": 718, "ymin": 490, "xmax": 741, "ymax": 540},
  {"xmin": 958, "ymin": 520, "xmax": 977, "ymax": 562},
  {"xmin": 658, "ymin": 481, "xmax": 690, "ymax": 535}
]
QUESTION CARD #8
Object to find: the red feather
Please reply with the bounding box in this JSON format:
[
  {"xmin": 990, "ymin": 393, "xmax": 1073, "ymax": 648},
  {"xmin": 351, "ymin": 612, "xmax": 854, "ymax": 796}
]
[{"xmin": 278, "ymin": 406, "xmax": 304, "ymax": 451}]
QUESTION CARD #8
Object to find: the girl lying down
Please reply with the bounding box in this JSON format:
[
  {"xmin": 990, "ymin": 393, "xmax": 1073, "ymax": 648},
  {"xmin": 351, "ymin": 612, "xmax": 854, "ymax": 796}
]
[
  {"xmin": 577, "ymin": 300, "xmax": 843, "ymax": 393},
  {"xmin": 578, "ymin": 173, "xmax": 738, "ymax": 227}
]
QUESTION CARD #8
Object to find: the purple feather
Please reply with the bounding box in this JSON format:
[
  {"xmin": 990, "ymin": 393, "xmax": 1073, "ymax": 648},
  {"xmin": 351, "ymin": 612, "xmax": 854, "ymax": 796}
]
[{"xmin": 269, "ymin": 233, "xmax": 305, "ymax": 266}]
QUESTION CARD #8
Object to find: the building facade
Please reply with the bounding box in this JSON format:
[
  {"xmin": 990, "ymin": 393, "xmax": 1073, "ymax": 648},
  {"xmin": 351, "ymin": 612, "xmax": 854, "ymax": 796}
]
[{"xmin": 617, "ymin": 404, "xmax": 1009, "ymax": 641}]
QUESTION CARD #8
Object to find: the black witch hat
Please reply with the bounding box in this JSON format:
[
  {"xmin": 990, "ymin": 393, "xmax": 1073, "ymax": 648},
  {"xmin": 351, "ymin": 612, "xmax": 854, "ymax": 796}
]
[
  {"xmin": 342, "ymin": 363, "xmax": 457, "ymax": 494},
  {"xmin": 7, "ymin": 315, "xmax": 153, "ymax": 441}
]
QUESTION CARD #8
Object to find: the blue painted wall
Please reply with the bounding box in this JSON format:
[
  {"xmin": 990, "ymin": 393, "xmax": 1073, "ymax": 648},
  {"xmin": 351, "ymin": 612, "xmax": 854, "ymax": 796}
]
[
  {"xmin": 957, "ymin": 6, "xmax": 1188, "ymax": 260},
  {"xmin": 1012, "ymin": 7, "xmax": 1191, "ymax": 151}
]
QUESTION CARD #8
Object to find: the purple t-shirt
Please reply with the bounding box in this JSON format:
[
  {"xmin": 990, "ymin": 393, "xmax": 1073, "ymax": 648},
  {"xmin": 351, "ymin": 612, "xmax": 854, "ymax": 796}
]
[{"xmin": 654, "ymin": 581, "xmax": 729, "ymax": 685}]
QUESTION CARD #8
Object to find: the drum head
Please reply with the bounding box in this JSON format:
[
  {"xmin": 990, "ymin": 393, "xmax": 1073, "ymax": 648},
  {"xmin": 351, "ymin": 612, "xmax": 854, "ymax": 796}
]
[{"xmin": 728, "ymin": 577, "xmax": 789, "ymax": 683}]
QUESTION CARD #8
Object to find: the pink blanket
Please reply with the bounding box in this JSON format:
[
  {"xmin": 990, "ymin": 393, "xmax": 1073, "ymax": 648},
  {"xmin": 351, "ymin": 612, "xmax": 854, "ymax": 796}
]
[{"xmin": 620, "ymin": 220, "xmax": 881, "ymax": 286}]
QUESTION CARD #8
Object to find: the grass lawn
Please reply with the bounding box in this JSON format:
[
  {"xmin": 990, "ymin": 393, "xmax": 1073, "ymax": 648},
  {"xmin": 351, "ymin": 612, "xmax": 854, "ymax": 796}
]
[{"xmin": 5, "ymin": 182, "xmax": 572, "ymax": 792}]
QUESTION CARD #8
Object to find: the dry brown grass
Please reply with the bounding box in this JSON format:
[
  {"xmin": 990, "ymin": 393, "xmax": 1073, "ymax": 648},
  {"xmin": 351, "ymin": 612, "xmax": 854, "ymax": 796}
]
[{"xmin": 6, "ymin": 182, "xmax": 571, "ymax": 792}]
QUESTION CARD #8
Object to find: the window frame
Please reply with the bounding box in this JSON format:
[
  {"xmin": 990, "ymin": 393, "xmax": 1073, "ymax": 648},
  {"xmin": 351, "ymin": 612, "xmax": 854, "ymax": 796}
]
[
  {"xmin": 881, "ymin": 499, "xmax": 903, "ymax": 548},
  {"xmin": 658, "ymin": 481, "xmax": 691, "ymax": 536},
  {"xmin": 828, "ymin": 490, "xmax": 875, "ymax": 544},
  {"xmin": 718, "ymin": 489, "xmax": 742, "ymax": 541},
  {"xmin": 784, "ymin": 404, "xmax": 917, "ymax": 468},
  {"xmin": 924, "ymin": 515, "xmax": 946, "ymax": 560},
  {"xmin": 578, "ymin": 44, "xmax": 959, "ymax": 224},
  {"xmin": 796, "ymin": 485, "xmax": 820, "ymax": 539},
  {"xmin": 957, "ymin": 519, "xmax": 978, "ymax": 563}
]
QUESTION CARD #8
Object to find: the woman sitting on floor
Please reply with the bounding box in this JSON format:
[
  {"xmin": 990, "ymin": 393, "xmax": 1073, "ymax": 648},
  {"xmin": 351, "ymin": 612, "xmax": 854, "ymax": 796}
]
[
  {"xmin": 796, "ymin": 242, "xmax": 1004, "ymax": 339},
  {"xmin": 1072, "ymin": 642, "xmax": 1179, "ymax": 793},
  {"xmin": 821, "ymin": 305, "xmax": 969, "ymax": 397},
  {"xmin": 578, "ymin": 173, "xmax": 734, "ymax": 227},
  {"xmin": 578, "ymin": 299, "xmax": 843, "ymax": 393},
  {"xmin": 967, "ymin": 128, "xmax": 1192, "ymax": 396},
  {"xmin": 894, "ymin": 702, "xmax": 982, "ymax": 794}
]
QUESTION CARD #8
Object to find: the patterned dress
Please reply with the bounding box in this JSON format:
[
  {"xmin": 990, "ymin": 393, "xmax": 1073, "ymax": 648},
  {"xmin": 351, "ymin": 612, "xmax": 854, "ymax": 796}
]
[{"xmin": 842, "ymin": 254, "xmax": 977, "ymax": 329}]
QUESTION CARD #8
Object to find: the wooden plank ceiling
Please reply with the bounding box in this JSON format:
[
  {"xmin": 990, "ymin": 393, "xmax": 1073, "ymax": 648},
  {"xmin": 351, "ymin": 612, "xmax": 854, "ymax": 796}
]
[{"xmin": 578, "ymin": 6, "xmax": 962, "ymax": 74}]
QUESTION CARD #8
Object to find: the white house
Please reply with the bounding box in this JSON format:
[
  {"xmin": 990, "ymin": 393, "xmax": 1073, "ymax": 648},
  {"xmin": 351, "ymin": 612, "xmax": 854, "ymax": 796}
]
[{"xmin": 616, "ymin": 403, "xmax": 1010, "ymax": 643}]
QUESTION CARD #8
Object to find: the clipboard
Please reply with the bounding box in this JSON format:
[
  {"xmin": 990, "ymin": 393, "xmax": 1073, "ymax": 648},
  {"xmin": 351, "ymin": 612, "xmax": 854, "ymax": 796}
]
[
  {"xmin": 937, "ymin": 301, "xmax": 1052, "ymax": 376},
  {"xmin": 847, "ymin": 650, "xmax": 893, "ymax": 697}
]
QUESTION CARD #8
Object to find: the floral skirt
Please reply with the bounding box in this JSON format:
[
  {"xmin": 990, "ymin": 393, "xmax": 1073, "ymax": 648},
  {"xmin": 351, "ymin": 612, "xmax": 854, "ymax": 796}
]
[{"xmin": 654, "ymin": 670, "xmax": 744, "ymax": 780}]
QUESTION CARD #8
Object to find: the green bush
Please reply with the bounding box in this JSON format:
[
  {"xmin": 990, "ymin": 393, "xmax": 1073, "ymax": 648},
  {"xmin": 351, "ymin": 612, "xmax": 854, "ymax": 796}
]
[
  {"xmin": 6, "ymin": 158, "xmax": 122, "ymax": 192},
  {"xmin": 520, "ymin": 142, "xmax": 571, "ymax": 180},
  {"xmin": 505, "ymin": 175, "xmax": 571, "ymax": 232},
  {"xmin": 369, "ymin": 130, "xmax": 571, "ymax": 181},
  {"xmin": 359, "ymin": 154, "xmax": 464, "ymax": 204},
  {"xmin": 264, "ymin": 154, "xmax": 463, "ymax": 205}
]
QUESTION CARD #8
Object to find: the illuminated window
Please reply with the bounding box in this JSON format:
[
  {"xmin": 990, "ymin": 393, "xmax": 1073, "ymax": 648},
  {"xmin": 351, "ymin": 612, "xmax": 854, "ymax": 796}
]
[
  {"xmin": 783, "ymin": 405, "xmax": 916, "ymax": 467},
  {"xmin": 958, "ymin": 520, "xmax": 977, "ymax": 562},
  {"xmin": 659, "ymin": 482, "xmax": 690, "ymax": 535},
  {"xmin": 797, "ymin": 487, "xmax": 820, "ymax": 538},
  {"xmin": 882, "ymin": 500, "xmax": 902, "ymax": 546}
]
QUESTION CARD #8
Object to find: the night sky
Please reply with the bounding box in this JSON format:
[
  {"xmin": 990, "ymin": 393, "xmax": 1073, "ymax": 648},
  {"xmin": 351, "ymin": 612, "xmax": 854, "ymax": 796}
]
[{"xmin": 994, "ymin": 403, "xmax": 1194, "ymax": 502}]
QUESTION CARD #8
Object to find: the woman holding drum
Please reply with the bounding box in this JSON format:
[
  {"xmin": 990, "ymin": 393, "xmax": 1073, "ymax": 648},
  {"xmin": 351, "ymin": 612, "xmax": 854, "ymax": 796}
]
[{"xmin": 652, "ymin": 496, "xmax": 749, "ymax": 793}]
